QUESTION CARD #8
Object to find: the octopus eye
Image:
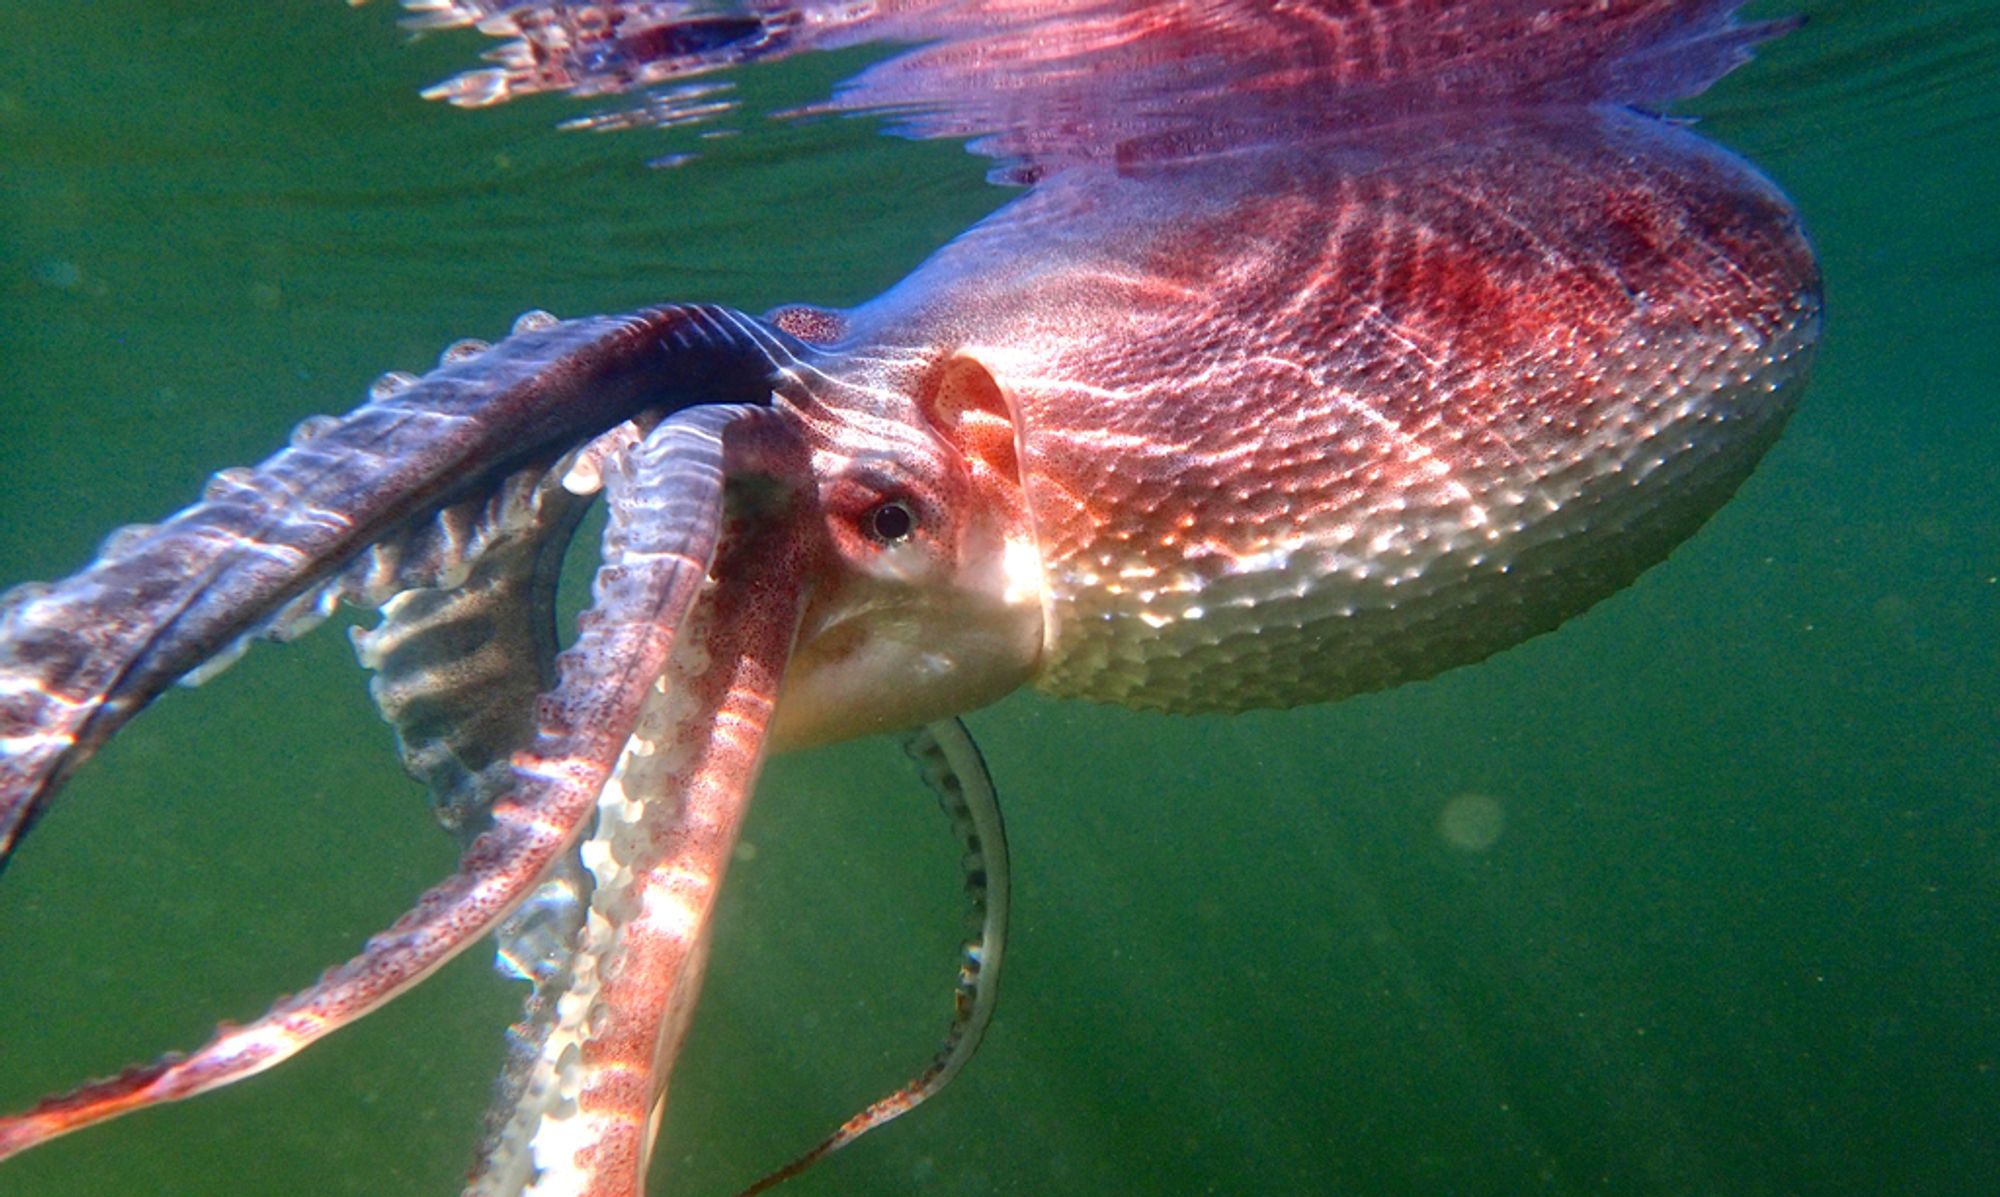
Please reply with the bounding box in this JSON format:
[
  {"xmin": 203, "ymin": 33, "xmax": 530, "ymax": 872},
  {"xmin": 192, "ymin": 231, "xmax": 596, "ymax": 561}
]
[{"xmin": 866, "ymin": 499, "xmax": 917, "ymax": 544}]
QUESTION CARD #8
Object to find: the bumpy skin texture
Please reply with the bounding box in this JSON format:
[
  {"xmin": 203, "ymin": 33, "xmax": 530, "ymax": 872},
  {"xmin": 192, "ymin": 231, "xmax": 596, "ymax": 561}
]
[{"xmin": 848, "ymin": 109, "xmax": 1821, "ymax": 711}]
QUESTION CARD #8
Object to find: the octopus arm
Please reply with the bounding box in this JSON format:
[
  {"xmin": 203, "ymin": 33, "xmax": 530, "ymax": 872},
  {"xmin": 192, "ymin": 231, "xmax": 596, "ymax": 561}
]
[
  {"xmin": 733, "ymin": 716, "xmax": 1011, "ymax": 1196},
  {"xmin": 347, "ymin": 441, "xmax": 605, "ymax": 1137},
  {"xmin": 464, "ymin": 405, "xmax": 819, "ymax": 1197},
  {"xmin": 0, "ymin": 304, "xmax": 797, "ymax": 872},
  {"xmin": 0, "ymin": 402, "xmax": 789, "ymax": 1164},
  {"xmin": 351, "ymin": 447, "xmax": 599, "ymax": 836}
]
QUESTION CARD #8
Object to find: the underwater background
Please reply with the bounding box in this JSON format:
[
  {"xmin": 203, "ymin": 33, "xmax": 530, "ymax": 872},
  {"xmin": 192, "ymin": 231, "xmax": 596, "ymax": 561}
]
[{"xmin": 0, "ymin": 2, "xmax": 1994, "ymax": 1194}]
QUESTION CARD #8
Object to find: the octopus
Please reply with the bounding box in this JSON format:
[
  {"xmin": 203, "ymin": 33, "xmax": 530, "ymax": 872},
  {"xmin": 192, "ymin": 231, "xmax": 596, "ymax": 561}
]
[{"xmin": 0, "ymin": 3, "xmax": 1821, "ymax": 1195}]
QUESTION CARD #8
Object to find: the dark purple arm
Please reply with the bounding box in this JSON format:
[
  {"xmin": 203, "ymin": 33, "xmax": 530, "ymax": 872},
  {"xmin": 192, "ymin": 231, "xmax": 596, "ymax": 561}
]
[{"xmin": 0, "ymin": 303, "xmax": 798, "ymax": 870}]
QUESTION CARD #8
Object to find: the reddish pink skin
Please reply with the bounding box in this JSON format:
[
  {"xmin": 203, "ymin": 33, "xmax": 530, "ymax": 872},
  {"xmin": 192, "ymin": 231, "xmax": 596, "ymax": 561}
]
[
  {"xmin": 555, "ymin": 477, "xmax": 819, "ymax": 1197},
  {"xmin": 841, "ymin": 108, "xmax": 1821, "ymax": 709}
]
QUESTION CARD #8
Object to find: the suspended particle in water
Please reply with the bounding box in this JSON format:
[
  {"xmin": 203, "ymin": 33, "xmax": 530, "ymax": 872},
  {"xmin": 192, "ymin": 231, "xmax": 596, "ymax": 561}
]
[
  {"xmin": 1438, "ymin": 792, "xmax": 1506, "ymax": 853},
  {"xmin": 32, "ymin": 258, "xmax": 80, "ymax": 291}
]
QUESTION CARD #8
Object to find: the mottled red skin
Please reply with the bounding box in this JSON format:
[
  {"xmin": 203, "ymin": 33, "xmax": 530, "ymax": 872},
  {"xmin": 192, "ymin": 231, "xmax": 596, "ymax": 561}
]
[{"xmin": 841, "ymin": 108, "xmax": 1821, "ymax": 709}]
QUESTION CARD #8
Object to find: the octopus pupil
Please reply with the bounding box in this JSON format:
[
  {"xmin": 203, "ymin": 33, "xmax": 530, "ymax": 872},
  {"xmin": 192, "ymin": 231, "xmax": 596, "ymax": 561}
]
[{"xmin": 869, "ymin": 500, "xmax": 915, "ymax": 542}]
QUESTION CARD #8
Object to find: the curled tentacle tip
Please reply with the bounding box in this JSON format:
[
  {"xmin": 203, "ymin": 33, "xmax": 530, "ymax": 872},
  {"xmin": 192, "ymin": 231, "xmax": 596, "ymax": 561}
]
[
  {"xmin": 288, "ymin": 414, "xmax": 342, "ymax": 447},
  {"xmin": 511, "ymin": 309, "xmax": 559, "ymax": 335},
  {"xmin": 441, "ymin": 338, "xmax": 493, "ymax": 365},
  {"xmin": 369, "ymin": 370, "xmax": 420, "ymax": 401}
]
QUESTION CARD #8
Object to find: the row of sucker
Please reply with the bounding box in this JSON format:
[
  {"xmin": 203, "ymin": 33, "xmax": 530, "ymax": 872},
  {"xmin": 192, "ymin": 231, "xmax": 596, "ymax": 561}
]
[
  {"xmin": 344, "ymin": 427, "xmax": 610, "ymax": 1166},
  {"xmin": 460, "ymin": 407, "xmax": 774, "ymax": 1197},
  {"xmin": 472, "ymin": 418, "xmax": 710, "ymax": 1196},
  {"xmin": 350, "ymin": 443, "xmax": 598, "ymax": 833},
  {"xmin": 733, "ymin": 717, "xmax": 1011, "ymax": 1196}
]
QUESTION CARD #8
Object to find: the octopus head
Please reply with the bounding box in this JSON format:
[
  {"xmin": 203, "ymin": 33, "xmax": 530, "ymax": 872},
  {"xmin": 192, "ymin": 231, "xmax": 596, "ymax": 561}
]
[{"xmin": 770, "ymin": 353, "xmax": 1044, "ymax": 747}]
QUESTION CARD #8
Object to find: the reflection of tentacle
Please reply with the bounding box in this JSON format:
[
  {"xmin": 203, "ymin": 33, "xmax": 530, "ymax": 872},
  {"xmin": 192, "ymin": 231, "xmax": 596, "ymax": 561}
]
[
  {"xmin": 0, "ymin": 404, "xmax": 769, "ymax": 1164},
  {"xmin": 466, "ymin": 406, "xmax": 817, "ymax": 1197},
  {"xmin": 0, "ymin": 303, "xmax": 789, "ymax": 871},
  {"xmin": 735, "ymin": 717, "xmax": 1010, "ymax": 1197}
]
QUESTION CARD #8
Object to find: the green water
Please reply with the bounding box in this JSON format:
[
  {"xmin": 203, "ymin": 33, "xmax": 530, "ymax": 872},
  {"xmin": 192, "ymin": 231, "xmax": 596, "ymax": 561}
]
[{"xmin": 1, "ymin": 2, "xmax": 1995, "ymax": 1194}]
